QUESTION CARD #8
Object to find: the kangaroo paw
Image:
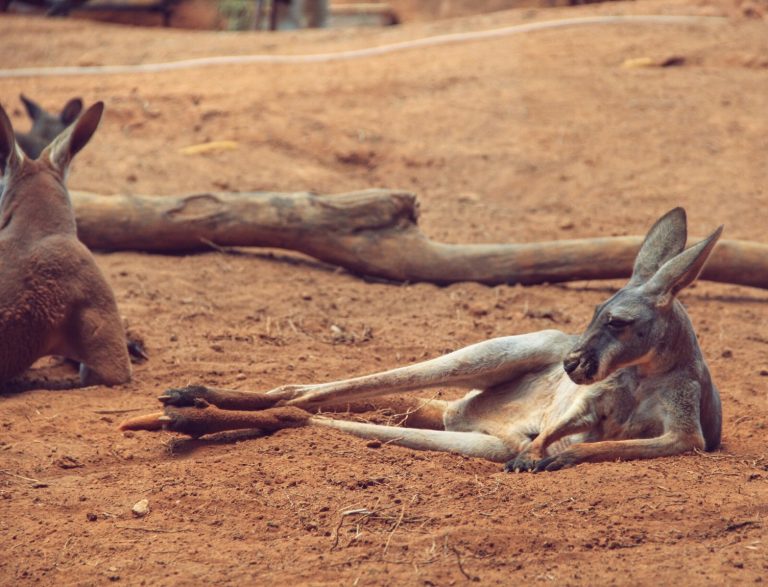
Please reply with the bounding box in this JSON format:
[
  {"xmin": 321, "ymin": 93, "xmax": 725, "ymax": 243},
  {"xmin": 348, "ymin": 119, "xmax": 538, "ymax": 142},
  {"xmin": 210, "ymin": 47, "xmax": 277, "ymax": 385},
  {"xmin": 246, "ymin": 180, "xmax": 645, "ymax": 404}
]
[
  {"xmin": 504, "ymin": 453, "xmax": 538, "ymax": 473},
  {"xmin": 504, "ymin": 445, "xmax": 545, "ymax": 473},
  {"xmin": 533, "ymin": 451, "xmax": 578, "ymax": 472}
]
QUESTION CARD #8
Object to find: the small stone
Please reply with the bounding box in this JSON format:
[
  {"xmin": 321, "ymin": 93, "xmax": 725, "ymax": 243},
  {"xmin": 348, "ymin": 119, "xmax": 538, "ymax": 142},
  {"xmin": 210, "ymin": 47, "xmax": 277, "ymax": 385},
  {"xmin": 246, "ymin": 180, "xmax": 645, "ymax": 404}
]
[
  {"xmin": 86, "ymin": 512, "xmax": 98, "ymax": 522},
  {"xmin": 759, "ymin": 370, "xmax": 768, "ymax": 377},
  {"xmin": 132, "ymin": 499, "xmax": 150, "ymax": 517},
  {"xmin": 622, "ymin": 56, "xmax": 655, "ymax": 69},
  {"xmin": 56, "ymin": 455, "xmax": 83, "ymax": 469},
  {"xmin": 721, "ymin": 349, "xmax": 733, "ymax": 359},
  {"xmin": 366, "ymin": 440, "xmax": 382, "ymax": 449},
  {"xmin": 659, "ymin": 56, "xmax": 686, "ymax": 67}
]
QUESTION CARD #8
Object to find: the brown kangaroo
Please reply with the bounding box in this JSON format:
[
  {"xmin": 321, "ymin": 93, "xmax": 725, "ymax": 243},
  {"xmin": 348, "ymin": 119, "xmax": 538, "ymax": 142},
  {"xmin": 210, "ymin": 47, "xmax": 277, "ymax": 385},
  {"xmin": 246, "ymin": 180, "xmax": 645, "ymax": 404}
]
[
  {"xmin": 15, "ymin": 94, "xmax": 83, "ymax": 159},
  {"xmin": 0, "ymin": 101, "xmax": 131, "ymax": 389},
  {"xmin": 122, "ymin": 208, "xmax": 722, "ymax": 472}
]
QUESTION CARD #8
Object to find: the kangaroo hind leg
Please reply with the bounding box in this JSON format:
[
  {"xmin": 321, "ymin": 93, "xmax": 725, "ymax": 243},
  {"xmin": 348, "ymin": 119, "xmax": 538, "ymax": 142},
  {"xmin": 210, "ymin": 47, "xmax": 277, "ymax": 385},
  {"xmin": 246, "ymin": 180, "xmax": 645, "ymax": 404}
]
[
  {"xmin": 121, "ymin": 402, "xmax": 512, "ymax": 462},
  {"xmin": 268, "ymin": 330, "xmax": 573, "ymax": 408},
  {"xmin": 312, "ymin": 419, "xmax": 514, "ymax": 462},
  {"xmin": 68, "ymin": 304, "xmax": 131, "ymax": 386},
  {"xmin": 159, "ymin": 384, "xmax": 447, "ymax": 429}
]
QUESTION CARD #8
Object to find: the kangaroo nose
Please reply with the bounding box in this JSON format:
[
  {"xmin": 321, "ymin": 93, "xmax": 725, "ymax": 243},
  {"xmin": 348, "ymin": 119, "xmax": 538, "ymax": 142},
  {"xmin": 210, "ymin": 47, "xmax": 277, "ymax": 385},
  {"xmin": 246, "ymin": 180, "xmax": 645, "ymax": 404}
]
[{"xmin": 563, "ymin": 354, "xmax": 580, "ymax": 374}]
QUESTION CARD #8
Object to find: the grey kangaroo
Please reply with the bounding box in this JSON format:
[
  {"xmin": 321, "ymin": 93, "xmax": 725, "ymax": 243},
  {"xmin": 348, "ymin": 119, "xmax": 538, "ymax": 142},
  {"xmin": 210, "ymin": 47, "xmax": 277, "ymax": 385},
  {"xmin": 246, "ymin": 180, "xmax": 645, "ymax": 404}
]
[
  {"xmin": 0, "ymin": 101, "xmax": 131, "ymax": 389},
  {"xmin": 16, "ymin": 94, "xmax": 83, "ymax": 159},
  {"xmin": 122, "ymin": 208, "xmax": 722, "ymax": 472}
]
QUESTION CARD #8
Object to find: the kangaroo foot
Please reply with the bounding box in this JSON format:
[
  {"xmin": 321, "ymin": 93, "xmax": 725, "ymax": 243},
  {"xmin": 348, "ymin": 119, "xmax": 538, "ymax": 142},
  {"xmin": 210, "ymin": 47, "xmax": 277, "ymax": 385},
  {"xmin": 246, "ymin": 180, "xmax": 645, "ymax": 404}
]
[
  {"xmin": 158, "ymin": 384, "xmax": 281, "ymax": 411},
  {"xmin": 118, "ymin": 411, "xmax": 166, "ymax": 432},
  {"xmin": 119, "ymin": 404, "xmax": 310, "ymax": 438},
  {"xmin": 127, "ymin": 337, "xmax": 148, "ymax": 363}
]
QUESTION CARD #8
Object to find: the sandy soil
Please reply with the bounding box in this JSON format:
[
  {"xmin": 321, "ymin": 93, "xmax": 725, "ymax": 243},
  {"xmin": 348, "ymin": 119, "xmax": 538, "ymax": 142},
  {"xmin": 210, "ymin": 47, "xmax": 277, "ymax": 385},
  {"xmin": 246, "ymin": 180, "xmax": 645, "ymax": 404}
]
[{"xmin": 1, "ymin": 2, "xmax": 767, "ymax": 584}]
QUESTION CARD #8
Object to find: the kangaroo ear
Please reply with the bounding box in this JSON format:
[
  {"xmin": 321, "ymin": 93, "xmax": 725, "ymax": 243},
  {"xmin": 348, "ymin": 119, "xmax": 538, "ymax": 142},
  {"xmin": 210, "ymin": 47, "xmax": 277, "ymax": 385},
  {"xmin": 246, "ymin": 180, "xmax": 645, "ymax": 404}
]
[
  {"xmin": 0, "ymin": 103, "xmax": 24, "ymax": 176},
  {"xmin": 20, "ymin": 94, "xmax": 43, "ymax": 122},
  {"xmin": 43, "ymin": 101, "xmax": 103, "ymax": 173},
  {"xmin": 60, "ymin": 98, "xmax": 83, "ymax": 126},
  {"xmin": 629, "ymin": 208, "xmax": 688, "ymax": 285},
  {"xmin": 645, "ymin": 225, "xmax": 724, "ymax": 305}
]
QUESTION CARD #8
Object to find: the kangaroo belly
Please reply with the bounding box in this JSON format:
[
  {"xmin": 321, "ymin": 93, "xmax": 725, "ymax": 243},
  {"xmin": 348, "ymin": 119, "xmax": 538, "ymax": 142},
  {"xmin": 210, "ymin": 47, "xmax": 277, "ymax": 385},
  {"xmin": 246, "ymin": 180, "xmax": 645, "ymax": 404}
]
[{"xmin": 444, "ymin": 366, "xmax": 563, "ymax": 438}]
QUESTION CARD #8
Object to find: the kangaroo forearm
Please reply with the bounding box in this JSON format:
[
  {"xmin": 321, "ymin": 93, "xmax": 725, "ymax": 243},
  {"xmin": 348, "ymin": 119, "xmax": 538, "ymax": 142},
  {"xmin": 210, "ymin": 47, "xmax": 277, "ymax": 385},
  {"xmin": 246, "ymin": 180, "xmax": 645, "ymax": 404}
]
[
  {"xmin": 539, "ymin": 420, "xmax": 593, "ymax": 451},
  {"xmin": 570, "ymin": 434, "xmax": 703, "ymax": 463}
]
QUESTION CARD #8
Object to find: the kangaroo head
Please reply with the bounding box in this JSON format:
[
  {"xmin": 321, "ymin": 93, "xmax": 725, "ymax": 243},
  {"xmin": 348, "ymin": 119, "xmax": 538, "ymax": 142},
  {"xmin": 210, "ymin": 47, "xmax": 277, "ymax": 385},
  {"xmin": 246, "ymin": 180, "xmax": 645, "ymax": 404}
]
[
  {"xmin": 563, "ymin": 208, "xmax": 723, "ymax": 385},
  {"xmin": 39, "ymin": 101, "xmax": 103, "ymax": 177},
  {"xmin": 1, "ymin": 101, "xmax": 104, "ymax": 227},
  {"xmin": 19, "ymin": 94, "xmax": 83, "ymax": 158}
]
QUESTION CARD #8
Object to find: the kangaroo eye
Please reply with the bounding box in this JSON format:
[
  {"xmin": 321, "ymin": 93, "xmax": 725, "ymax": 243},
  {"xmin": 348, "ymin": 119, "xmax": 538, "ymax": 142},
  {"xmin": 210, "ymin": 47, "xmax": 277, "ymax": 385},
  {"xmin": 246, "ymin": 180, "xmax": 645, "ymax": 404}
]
[{"xmin": 607, "ymin": 317, "xmax": 633, "ymax": 329}]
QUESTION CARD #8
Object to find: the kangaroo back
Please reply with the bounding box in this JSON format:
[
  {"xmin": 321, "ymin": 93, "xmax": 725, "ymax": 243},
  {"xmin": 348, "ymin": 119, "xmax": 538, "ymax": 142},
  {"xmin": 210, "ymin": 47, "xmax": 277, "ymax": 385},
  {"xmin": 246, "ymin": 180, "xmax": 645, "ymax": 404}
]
[{"xmin": 0, "ymin": 100, "xmax": 131, "ymax": 388}]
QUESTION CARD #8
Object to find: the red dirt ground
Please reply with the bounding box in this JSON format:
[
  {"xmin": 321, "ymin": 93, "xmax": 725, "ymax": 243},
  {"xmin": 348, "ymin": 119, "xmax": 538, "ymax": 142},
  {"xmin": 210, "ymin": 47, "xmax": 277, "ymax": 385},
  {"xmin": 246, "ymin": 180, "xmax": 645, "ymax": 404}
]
[{"xmin": 1, "ymin": 1, "xmax": 767, "ymax": 584}]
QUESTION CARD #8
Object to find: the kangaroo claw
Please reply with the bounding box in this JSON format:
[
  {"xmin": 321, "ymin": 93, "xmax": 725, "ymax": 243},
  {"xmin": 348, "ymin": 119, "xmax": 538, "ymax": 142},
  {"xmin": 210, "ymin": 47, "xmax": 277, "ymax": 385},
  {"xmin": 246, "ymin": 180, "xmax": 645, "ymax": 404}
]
[{"xmin": 504, "ymin": 453, "xmax": 537, "ymax": 473}]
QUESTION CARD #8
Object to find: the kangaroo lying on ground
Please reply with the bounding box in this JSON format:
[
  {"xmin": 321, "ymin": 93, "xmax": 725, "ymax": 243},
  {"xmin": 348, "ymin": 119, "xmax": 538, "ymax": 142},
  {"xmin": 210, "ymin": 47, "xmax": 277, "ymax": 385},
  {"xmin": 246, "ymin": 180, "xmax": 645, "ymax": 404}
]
[
  {"xmin": 0, "ymin": 101, "xmax": 131, "ymax": 389},
  {"xmin": 15, "ymin": 94, "xmax": 83, "ymax": 159},
  {"xmin": 122, "ymin": 208, "xmax": 722, "ymax": 471}
]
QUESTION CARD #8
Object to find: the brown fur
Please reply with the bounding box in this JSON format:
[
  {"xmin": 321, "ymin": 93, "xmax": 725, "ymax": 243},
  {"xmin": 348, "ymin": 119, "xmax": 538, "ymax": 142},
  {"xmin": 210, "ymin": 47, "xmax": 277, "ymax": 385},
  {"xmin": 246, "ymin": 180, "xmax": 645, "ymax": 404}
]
[{"xmin": 0, "ymin": 101, "xmax": 131, "ymax": 389}]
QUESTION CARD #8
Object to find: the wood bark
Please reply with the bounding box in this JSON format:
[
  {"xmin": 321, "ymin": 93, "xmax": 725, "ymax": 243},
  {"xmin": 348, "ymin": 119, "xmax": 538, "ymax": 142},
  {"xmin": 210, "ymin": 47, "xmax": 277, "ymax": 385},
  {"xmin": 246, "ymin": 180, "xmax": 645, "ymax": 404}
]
[{"xmin": 70, "ymin": 189, "xmax": 768, "ymax": 289}]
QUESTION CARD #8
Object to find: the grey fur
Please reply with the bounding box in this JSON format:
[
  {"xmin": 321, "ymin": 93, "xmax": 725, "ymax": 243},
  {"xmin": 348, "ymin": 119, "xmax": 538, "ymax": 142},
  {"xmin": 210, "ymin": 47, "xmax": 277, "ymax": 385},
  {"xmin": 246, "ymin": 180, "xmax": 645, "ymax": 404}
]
[
  {"xmin": 156, "ymin": 209, "xmax": 723, "ymax": 471},
  {"xmin": 15, "ymin": 94, "xmax": 83, "ymax": 159}
]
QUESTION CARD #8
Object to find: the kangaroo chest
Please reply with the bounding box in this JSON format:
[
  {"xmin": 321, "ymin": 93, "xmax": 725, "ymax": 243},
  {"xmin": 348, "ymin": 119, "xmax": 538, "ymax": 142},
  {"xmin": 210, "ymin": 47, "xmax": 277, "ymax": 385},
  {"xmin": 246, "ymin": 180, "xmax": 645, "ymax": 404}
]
[
  {"xmin": 446, "ymin": 366, "xmax": 666, "ymax": 444},
  {"xmin": 587, "ymin": 374, "xmax": 667, "ymax": 441}
]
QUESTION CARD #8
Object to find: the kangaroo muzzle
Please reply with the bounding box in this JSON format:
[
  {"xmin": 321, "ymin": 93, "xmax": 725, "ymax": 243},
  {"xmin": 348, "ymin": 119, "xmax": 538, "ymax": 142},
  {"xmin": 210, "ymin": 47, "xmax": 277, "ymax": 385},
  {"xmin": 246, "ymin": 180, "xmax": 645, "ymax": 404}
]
[{"xmin": 563, "ymin": 351, "xmax": 598, "ymax": 384}]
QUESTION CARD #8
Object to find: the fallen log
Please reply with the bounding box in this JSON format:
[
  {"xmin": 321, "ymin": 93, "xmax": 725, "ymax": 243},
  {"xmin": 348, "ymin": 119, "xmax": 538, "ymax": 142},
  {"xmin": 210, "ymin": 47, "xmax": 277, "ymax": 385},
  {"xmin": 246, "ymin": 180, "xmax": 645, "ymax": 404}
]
[{"xmin": 70, "ymin": 189, "xmax": 768, "ymax": 289}]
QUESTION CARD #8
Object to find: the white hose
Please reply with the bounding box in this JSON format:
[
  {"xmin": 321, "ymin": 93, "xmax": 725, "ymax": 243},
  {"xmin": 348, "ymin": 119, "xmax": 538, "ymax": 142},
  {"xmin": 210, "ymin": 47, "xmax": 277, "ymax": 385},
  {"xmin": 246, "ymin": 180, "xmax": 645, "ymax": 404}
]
[{"xmin": 0, "ymin": 15, "xmax": 725, "ymax": 78}]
